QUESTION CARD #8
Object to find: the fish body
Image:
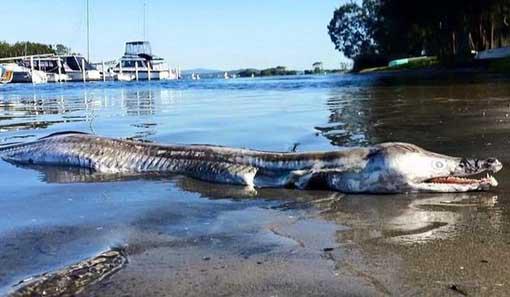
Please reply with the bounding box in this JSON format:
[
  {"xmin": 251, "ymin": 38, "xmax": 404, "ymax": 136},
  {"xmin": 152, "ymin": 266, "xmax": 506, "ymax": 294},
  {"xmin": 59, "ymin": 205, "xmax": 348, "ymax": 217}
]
[{"xmin": 0, "ymin": 132, "xmax": 502, "ymax": 193}]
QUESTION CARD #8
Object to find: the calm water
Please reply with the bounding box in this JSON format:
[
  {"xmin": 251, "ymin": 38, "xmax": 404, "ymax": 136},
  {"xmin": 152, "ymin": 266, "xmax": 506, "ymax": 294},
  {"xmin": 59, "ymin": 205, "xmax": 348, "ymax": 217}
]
[{"xmin": 2, "ymin": 74, "xmax": 510, "ymax": 295}]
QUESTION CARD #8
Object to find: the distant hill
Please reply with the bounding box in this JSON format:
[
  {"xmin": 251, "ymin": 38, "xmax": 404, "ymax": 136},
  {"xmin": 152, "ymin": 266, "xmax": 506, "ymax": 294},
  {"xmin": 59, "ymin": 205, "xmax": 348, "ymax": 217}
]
[{"xmin": 181, "ymin": 68, "xmax": 224, "ymax": 75}]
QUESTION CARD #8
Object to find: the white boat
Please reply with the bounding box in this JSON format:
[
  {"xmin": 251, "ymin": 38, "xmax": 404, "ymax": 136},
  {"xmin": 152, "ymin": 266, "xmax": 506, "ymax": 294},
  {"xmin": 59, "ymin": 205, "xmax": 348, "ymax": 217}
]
[
  {"xmin": 112, "ymin": 41, "xmax": 178, "ymax": 81},
  {"xmin": 474, "ymin": 47, "xmax": 510, "ymax": 60},
  {"xmin": 0, "ymin": 54, "xmax": 100, "ymax": 83},
  {"xmin": 90, "ymin": 61, "xmax": 117, "ymax": 81},
  {"xmin": 19, "ymin": 56, "xmax": 71, "ymax": 82},
  {"xmin": 0, "ymin": 65, "xmax": 13, "ymax": 84},
  {"xmin": 61, "ymin": 55, "xmax": 102, "ymax": 81},
  {"xmin": 3, "ymin": 63, "xmax": 47, "ymax": 84},
  {"xmin": 191, "ymin": 72, "xmax": 200, "ymax": 80}
]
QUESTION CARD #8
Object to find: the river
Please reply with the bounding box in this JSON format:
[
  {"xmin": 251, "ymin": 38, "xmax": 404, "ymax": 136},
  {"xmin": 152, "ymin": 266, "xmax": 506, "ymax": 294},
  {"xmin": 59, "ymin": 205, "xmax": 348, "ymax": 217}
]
[{"xmin": 1, "ymin": 73, "xmax": 510, "ymax": 296}]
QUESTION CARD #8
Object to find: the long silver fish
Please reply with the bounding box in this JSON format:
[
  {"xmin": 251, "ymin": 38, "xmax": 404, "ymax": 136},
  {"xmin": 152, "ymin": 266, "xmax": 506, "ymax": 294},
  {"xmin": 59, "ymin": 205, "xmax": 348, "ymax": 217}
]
[{"xmin": 0, "ymin": 132, "xmax": 502, "ymax": 193}]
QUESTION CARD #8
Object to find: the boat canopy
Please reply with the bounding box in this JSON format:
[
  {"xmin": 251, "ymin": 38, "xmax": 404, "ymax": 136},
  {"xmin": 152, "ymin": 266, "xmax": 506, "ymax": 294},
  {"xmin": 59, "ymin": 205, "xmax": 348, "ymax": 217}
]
[
  {"xmin": 125, "ymin": 41, "xmax": 152, "ymax": 57},
  {"xmin": 63, "ymin": 56, "xmax": 96, "ymax": 71}
]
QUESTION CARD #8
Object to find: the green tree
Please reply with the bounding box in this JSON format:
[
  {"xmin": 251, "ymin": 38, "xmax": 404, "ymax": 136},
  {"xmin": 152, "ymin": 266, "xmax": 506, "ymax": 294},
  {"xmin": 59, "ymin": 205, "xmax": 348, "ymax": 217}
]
[
  {"xmin": 54, "ymin": 44, "xmax": 71, "ymax": 55},
  {"xmin": 327, "ymin": 1, "xmax": 378, "ymax": 59},
  {"xmin": 0, "ymin": 41, "xmax": 56, "ymax": 58},
  {"xmin": 328, "ymin": 0, "xmax": 510, "ymax": 69}
]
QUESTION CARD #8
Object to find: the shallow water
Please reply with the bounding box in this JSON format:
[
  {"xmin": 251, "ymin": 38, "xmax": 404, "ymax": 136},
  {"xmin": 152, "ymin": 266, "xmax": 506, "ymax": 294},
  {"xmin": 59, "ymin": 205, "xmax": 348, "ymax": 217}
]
[{"xmin": 2, "ymin": 74, "xmax": 510, "ymax": 295}]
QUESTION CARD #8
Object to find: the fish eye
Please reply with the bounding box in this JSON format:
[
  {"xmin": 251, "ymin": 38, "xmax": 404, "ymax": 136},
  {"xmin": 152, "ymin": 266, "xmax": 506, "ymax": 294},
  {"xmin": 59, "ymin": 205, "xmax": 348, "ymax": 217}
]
[{"xmin": 433, "ymin": 160, "xmax": 445, "ymax": 169}]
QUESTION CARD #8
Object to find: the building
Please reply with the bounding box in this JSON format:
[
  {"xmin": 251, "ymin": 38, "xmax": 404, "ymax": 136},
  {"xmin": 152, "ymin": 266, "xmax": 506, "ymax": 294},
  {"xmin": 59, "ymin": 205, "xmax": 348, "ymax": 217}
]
[{"xmin": 312, "ymin": 61, "xmax": 323, "ymax": 73}]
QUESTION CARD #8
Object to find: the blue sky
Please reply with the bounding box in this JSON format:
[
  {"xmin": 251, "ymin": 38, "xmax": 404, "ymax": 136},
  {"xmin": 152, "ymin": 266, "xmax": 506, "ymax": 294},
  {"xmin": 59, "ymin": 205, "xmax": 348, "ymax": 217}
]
[{"xmin": 0, "ymin": 1, "xmax": 347, "ymax": 70}]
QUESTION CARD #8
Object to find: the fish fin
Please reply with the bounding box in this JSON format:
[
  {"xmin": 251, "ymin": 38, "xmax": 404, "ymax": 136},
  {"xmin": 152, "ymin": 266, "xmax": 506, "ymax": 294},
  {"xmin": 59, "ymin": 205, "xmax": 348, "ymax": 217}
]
[
  {"xmin": 291, "ymin": 168, "xmax": 346, "ymax": 190},
  {"xmin": 288, "ymin": 170, "xmax": 315, "ymax": 189},
  {"xmin": 187, "ymin": 162, "xmax": 258, "ymax": 187}
]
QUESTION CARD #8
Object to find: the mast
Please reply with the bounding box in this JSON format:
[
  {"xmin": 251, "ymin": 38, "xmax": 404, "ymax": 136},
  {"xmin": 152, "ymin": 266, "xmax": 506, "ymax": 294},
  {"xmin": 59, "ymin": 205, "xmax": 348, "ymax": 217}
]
[
  {"xmin": 143, "ymin": 0, "xmax": 147, "ymax": 41},
  {"xmin": 86, "ymin": 0, "xmax": 90, "ymax": 61}
]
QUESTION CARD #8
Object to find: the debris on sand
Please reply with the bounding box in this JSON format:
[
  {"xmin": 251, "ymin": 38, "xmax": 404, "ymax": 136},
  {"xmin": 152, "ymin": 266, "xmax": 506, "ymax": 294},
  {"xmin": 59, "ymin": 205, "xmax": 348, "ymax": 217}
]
[{"xmin": 9, "ymin": 247, "xmax": 127, "ymax": 297}]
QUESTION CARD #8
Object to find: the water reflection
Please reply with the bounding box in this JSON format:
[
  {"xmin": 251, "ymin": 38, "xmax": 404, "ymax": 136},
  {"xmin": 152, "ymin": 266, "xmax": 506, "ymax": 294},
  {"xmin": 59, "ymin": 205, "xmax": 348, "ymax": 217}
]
[
  {"xmin": 318, "ymin": 82, "xmax": 510, "ymax": 151},
  {"xmin": 10, "ymin": 163, "xmax": 344, "ymax": 204},
  {"xmin": 321, "ymin": 192, "xmax": 503, "ymax": 245},
  {"xmin": 0, "ymin": 87, "xmax": 182, "ymax": 143},
  {"xmin": 315, "ymin": 88, "xmax": 373, "ymax": 146},
  {"xmin": 9, "ymin": 163, "xmax": 504, "ymax": 246},
  {"xmin": 120, "ymin": 89, "xmax": 155, "ymax": 116}
]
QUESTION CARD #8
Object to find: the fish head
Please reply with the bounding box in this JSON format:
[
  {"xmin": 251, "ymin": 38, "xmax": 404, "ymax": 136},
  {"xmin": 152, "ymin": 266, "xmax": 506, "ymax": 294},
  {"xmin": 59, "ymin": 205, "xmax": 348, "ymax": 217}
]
[{"xmin": 326, "ymin": 143, "xmax": 502, "ymax": 193}]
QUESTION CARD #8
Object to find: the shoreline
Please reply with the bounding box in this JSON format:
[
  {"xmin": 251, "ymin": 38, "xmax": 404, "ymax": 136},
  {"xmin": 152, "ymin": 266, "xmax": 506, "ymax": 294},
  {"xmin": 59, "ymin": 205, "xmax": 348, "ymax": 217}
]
[
  {"xmin": 6, "ymin": 189, "xmax": 510, "ymax": 296},
  {"xmin": 4, "ymin": 193, "xmax": 393, "ymax": 297}
]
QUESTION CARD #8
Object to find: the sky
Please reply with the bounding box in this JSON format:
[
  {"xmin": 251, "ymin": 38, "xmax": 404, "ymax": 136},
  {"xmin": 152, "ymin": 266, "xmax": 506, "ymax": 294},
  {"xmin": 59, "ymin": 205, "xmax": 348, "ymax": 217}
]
[{"xmin": 0, "ymin": 0, "xmax": 348, "ymax": 70}]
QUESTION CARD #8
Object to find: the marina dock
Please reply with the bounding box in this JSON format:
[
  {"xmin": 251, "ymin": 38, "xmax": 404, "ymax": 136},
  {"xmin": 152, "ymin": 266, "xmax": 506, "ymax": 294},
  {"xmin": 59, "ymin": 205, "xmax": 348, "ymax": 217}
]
[{"xmin": 0, "ymin": 41, "xmax": 181, "ymax": 84}]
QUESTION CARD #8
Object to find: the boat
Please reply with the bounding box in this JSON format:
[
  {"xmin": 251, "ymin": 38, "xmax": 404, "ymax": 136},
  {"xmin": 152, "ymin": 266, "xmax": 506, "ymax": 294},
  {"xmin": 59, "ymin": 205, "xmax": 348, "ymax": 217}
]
[
  {"xmin": 0, "ymin": 54, "xmax": 101, "ymax": 83},
  {"xmin": 0, "ymin": 54, "xmax": 52, "ymax": 84},
  {"xmin": 474, "ymin": 47, "xmax": 510, "ymax": 60},
  {"xmin": 2, "ymin": 63, "xmax": 47, "ymax": 84},
  {"xmin": 90, "ymin": 60, "xmax": 117, "ymax": 81},
  {"xmin": 112, "ymin": 41, "xmax": 178, "ymax": 81},
  {"xmin": 0, "ymin": 65, "xmax": 13, "ymax": 84},
  {"xmin": 388, "ymin": 56, "xmax": 434, "ymax": 68},
  {"xmin": 191, "ymin": 72, "xmax": 201, "ymax": 80},
  {"xmin": 19, "ymin": 56, "xmax": 71, "ymax": 82},
  {"xmin": 60, "ymin": 55, "xmax": 102, "ymax": 81}
]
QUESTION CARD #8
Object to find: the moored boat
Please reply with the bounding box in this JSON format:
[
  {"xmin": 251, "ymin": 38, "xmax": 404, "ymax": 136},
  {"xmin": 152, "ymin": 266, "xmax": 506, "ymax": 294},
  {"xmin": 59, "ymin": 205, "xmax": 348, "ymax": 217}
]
[
  {"xmin": 61, "ymin": 55, "xmax": 102, "ymax": 81},
  {"xmin": 0, "ymin": 65, "xmax": 13, "ymax": 84},
  {"xmin": 112, "ymin": 41, "xmax": 178, "ymax": 81},
  {"xmin": 474, "ymin": 47, "xmax": 510, "ymax": 60},
  {"xmin": 3, "ymin": 63, "xmax": 47, "ymax": 84}
]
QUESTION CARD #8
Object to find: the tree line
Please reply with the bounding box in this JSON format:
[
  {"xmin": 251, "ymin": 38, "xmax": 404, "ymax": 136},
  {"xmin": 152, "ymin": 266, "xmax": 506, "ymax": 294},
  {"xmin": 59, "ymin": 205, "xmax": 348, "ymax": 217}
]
[
  {"xmin": 328, "ymin": 0, "xmax": 510, "ymax": 70},
  {"xmin": 0, "ymin": 41, "xmax": 71, "ymax": 58},
  {"xmin": 237, "ymin": 66, "xmax": 297, "ymax": 77}
]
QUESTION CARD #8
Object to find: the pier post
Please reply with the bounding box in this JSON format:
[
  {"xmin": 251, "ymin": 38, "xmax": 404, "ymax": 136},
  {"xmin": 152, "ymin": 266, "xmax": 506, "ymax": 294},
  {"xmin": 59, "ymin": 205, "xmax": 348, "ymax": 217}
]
[
  {"xmin": 102, "ymin": 60, "xmax": 106, "ymax": 82},
  {"xmin": 135, "ymin": 62, "xmax": 139, "ymax": 81},
  {"xmin": 57, "ymin": 58, "xmax": 62, "ymax": 82},
  {"xmin": 81, "ymin": 58, "xmax": 86, "ymax": 83},
  {"xmin": 30, "ymin": 56, "xmax": 35, "ymax": 84},
  {"xmin": 148, "ymin": 63, "xmax": 151, "ymax": 81}
]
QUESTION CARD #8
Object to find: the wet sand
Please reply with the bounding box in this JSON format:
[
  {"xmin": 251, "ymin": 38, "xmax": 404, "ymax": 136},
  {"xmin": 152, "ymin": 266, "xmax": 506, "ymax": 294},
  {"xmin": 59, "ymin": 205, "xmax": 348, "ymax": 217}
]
[
  {"xmin": 78, "ymin": 192, "xmax": 509, "ymax": 297},
  {"xmin": 7, "ymin": 177, "xmax": 510, "ymax": 296},
  {"xmin": 5, "ymin": 187, "xmax": 390, "ymax": 296}
]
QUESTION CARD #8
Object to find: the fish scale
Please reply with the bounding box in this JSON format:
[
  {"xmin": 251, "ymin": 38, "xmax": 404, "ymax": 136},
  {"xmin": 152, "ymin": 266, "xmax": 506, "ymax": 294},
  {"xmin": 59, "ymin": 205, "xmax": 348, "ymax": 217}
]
[
  {"xmin": 0, "ymin": 132, "xmax": 360, "ymax": 188},
  {"xmin": 1, "ymin": 131, "xmax": 500, "ymax": 193}
]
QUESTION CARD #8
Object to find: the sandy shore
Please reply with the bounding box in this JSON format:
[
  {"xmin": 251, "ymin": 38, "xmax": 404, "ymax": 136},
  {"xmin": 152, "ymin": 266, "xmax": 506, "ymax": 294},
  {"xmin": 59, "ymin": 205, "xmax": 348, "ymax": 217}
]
[{"xmin": 5, "ymin": 179, "xmax": 510, "ymax": 297}]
